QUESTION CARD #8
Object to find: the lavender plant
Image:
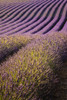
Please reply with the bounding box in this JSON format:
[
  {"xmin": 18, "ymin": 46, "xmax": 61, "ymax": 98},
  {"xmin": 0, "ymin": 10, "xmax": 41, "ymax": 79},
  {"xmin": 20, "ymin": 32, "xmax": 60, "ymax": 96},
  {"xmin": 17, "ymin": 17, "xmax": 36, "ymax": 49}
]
[{"xmin": 0, "ymin": 32, "xmax": 67, "ymax": 100}]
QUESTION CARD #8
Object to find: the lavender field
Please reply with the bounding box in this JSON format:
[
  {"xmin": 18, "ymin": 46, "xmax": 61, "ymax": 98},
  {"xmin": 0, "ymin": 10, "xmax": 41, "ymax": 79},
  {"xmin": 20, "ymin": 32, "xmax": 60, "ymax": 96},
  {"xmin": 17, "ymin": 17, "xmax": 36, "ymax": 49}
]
[{"xmin": 0, "ymin": 0, "xmax": 67, "ymax": 100}]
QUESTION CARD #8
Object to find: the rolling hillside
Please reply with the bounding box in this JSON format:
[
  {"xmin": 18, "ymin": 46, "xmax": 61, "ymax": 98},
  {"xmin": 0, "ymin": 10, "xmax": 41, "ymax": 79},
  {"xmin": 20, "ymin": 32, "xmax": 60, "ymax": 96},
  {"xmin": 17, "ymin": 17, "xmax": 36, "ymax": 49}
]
[
  {"xmin": 0, "ymin": 0, "xmax": 67, "ymax": 36},
  {"xmin": 0, "ymin": 0, "xmax": 67, "ymax": 100}
]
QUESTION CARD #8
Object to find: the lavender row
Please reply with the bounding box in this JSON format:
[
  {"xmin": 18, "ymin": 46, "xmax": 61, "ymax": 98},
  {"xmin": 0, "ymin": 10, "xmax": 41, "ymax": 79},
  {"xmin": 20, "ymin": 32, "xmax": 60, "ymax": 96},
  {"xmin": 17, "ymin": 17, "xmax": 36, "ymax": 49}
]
[{"xmin": 0, "ymin": 0, "xmax": 67, "ymax": 36}]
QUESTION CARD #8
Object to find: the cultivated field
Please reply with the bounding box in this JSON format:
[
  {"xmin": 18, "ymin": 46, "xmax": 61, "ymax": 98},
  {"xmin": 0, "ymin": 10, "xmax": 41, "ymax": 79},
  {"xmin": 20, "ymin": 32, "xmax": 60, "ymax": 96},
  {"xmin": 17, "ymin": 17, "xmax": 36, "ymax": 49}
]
[{"xmin": 0, "ymin": 0, "xmax": 67, "ymax": 100}]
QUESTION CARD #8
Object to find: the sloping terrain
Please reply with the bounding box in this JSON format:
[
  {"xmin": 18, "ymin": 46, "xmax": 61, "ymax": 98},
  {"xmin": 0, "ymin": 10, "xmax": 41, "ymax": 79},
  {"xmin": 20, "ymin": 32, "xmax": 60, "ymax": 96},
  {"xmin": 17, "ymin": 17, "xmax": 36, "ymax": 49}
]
[
  {"xmin": 0, "ymin": 0, "xmax": 67, "ymax": 100},
  {"xmin": 0, "ymin": 0, "xmax": 67, "ymax": 35}
]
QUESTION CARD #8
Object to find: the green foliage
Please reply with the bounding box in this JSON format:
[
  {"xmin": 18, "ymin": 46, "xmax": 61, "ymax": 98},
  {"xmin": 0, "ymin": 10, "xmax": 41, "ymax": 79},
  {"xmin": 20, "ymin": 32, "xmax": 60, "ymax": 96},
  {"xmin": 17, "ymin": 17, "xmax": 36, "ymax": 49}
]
[{"xmin": 0, "ymin": 32, "xmax": 67, "ymax": 99}]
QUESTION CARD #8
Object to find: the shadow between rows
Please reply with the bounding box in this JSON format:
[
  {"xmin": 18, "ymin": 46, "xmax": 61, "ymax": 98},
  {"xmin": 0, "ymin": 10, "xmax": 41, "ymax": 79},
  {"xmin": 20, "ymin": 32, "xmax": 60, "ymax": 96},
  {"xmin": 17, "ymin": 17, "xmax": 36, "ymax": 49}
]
[{"xmin": 0, "ymin": 44, "xmax": 26, "ymax": 64}]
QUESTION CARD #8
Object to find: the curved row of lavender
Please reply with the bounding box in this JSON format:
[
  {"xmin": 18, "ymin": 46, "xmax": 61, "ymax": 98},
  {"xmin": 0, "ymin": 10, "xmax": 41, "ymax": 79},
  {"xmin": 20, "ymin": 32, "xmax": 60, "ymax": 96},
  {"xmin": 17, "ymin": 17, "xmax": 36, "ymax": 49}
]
[{"xmin": 0, "ymin": 0, "xmax": 67, "ymax": 35}]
